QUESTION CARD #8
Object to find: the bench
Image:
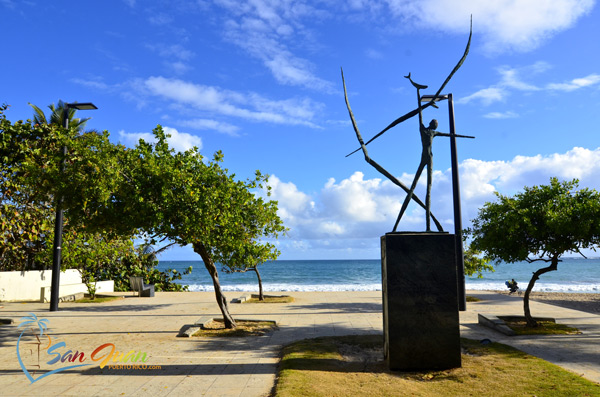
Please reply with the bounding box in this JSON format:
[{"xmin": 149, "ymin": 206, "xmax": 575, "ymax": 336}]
[{"xmin": 129, "ymin": 276, "xmax": 155, "ymax": 297}]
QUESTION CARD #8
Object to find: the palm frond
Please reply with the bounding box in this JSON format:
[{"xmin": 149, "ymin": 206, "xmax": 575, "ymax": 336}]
[
  {"xmin": 28, "ymin": 103, "xmax": 48, "ymax": 125},
  {"xmin": 29, "ymin": 100, "xmax": 90, "ymax": 132}
]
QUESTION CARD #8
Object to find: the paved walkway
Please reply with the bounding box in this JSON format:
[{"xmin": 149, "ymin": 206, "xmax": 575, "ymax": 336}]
[{"xmin": 0, "ymin": 290, "xmax": 598, "ymax": 396}]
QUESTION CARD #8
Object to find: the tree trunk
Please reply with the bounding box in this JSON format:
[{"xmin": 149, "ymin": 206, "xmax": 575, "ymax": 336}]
[
  {"xmin": 253, "ymin": 266, "xmax": 264, "ymax": 301},
  {"xmin": 193, "ymin": 242, "xmax": 236, "ymax": 328},
  {"xmin": 524, "ymin": 256, "xmax": 559, "ymax": 327}
]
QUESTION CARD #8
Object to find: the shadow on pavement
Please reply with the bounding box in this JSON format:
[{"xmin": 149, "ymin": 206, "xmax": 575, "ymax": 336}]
[{"xmin": 285, "ymin": 301, "xmax": 381, "ymax": 314}]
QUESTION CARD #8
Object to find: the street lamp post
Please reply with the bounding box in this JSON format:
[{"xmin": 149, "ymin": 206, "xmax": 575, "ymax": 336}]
[
  {"xmin": 49, "ymin": 102, "xmax": 97, "ymax": 312},
  {"xmin": 421, "ymin": 94, "xmax": 468, "ymax": 312}
]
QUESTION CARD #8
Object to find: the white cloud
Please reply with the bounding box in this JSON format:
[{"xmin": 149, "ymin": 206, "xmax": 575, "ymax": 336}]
[
  {"xmin": 382, "ymin": 0, "xmax": 595, "ymax": 53},
  {"xmin": 498, "ymin": 66, "xmax": 541, "ymax": 91},
  {"xmin": 459, "ymin": 87, "xmax": 506, "ymax": 105},
  {"xmin": 461, "ymin": 63, "xmax": 598, "ymax": 107},
  {"xmin": 216, "ymin": 1, "xmax": 335, "ymax": 92},
  {"xmin": 318, "ymin": 221, "xmax": 345, "ymax": 236},
  {"xmin": 178, "ymin": 118, "xmax": 240, "ymax": 136},
  {"xmin": 547, "ymin": 74, "xmax": 600, "ymax": 91},
  {"xmin": 484, "ymin": 111, "xmax": 518, "ymax": 119},
  {"xmin": 267, "ymin": 175, "xmax": 313, "ymax": 214},
  {"xmin": 321, "ymin": 172, "xmax": 396, "ymax": 223},
  {"xmin": 141, "ymin": 76, "xmax": 321, "ymax": 127},
  {"xmin": 145, "ymin": 43, "xmax": 194, "ymax": 75},
  {"xmin": 269, "ymin": 147, "xmax": 600, "ymax": 255},
  {"xmin": 168, "ymin": 61, "xmax": 192, "ymax": 75},
  {"xmin": 70, "ymin": 78, "xmax": 111, "ymax": 91},
  {"xmin": 118, "ymin": 126, "xmax": 202, "ymax": 152}
]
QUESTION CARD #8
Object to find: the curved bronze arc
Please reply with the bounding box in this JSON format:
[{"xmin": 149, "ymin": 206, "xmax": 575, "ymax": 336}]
[
  {"xmin": 345, "ymin": 17, "xmax": 472, "ymax": 158},
  {"xmin": 341, "ymin": 69, "xmax": 444, "ymax": 232}
]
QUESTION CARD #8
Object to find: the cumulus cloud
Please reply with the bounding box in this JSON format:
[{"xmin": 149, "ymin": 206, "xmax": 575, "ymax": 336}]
[
  {"xmin": 118, "ymin": 126, "xmax": 202, "ymax": 152},
  {"xmin": 270, "ymin": 147, "xmax": 600, "ymax": 256},
  {"xmin": 268, "ymin": 175, "xmax": 313, "ymax": 213},
  {"xmin": 321, "ymin": 172, "xmax": 398, "ymax": 223},
  {"xmin": 383, "ymin": 0, "xmax": 595, "ymax": 53}
]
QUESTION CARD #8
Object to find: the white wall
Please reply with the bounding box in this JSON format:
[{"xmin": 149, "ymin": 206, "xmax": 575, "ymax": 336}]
[
  {"xmin": 39, "ymin": 280, "xmax": 114, "ymax": 302},
  {"xmin": 0, "ymin": 270, "xmax": 114, "ymax": 302}
]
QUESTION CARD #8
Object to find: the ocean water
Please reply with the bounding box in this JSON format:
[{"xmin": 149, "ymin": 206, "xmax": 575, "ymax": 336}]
[{"xmin": 157, "ymin": 258, "xmax": 600, "ymax": 293}]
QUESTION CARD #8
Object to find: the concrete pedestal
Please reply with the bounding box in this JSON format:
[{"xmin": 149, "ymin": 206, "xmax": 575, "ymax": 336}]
[{"xmin": 381, "ymin": 232, "xmax": 461, "ymax": 370}]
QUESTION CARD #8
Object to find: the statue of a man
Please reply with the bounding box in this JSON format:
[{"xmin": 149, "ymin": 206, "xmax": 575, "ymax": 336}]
[{"xmin": 393, "ymin": 75, "xmax": 456, "ymax": 232}]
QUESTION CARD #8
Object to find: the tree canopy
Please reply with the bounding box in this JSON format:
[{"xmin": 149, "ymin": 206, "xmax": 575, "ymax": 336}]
[
  {"xmin": 462, "ymin": 240, "xmax": 494, "ymax": 279},
  {"xmin": 1, "ymin": 104, "xmax": 57, "ymax": 269},
  {"xmin": 2, "ymin": 108, "xmax": 286, "ymax": 325},
  {"xmin": 469, "ymin": 178, "xmax": 600, "ymax": 326},
  {"xmin": 106, "ymin": 127, "xmax": 286, "ymax": 327},
  {"xmin": 0, "ymin": 105, "xmax": 195, "ymax": 297}
]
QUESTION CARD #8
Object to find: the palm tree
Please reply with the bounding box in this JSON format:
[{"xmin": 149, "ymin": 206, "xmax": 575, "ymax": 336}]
[
  {"xmin": 29, "ymin": 100, "xmax": 91, "ymax": 132},
  {"xmin": 137, "ymin": 241, "xmax": 177, "ymax": 266}
]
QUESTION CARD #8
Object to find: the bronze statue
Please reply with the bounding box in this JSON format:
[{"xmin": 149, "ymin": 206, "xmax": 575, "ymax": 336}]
[{"xmin": 342, "ymin": 20, "xmax": 472, "ymax": 232}]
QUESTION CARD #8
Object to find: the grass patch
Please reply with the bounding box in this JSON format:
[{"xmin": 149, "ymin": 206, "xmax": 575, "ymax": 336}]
[
  {"xmin": 192, "ymin": 319, "xmax": 277, "ymax": 337},
  {"xmin": 466, "ymin": 296, "xmax": 481, "ymax": 302},
  {"xmin": 74, "ymin": 295, "xmax": 123, "ymax": 303},
  {"xmin": 499, "ymin": 317, "xmax": 581, "ymax": 336},
  {"xmin": 245, "ymin": 295, "xmax": 294, "ymax": 304},
  {"xmin": 274, "ymin": 335, "xmax": 599, "ymax": 396}
]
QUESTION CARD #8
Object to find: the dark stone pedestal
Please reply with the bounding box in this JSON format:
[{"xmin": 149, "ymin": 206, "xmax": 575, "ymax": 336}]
[{"xmin": 381, "ymin": 232, "xmax": 461, "ymax": 370}]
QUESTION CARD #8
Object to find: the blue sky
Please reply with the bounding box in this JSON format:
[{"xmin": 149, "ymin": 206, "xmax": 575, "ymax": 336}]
[{"xmin": 2, "ymin": 1, "xmax": 600, "ymax": 260}]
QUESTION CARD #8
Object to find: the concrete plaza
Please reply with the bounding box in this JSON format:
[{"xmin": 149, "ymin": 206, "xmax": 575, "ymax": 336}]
[{"xmin": 0, "ymin": 290, "xmax": 598, "ymax": 396}]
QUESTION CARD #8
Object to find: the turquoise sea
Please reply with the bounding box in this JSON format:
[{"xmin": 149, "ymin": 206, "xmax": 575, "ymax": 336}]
[{"xmin": 158, "ymin": 258, "xmax": 600, "ymax": 293}]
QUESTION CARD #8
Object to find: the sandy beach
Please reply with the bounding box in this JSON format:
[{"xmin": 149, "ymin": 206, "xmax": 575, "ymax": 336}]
[{"xmin": 493, "ymin": 291, "xmax": 600, "ymax": 314}]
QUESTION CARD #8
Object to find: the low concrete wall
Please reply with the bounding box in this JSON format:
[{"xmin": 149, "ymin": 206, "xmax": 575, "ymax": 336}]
[
  {"xmin": 0, "ymin": 270, "xmax": 114, "ymax": 302},
  {"xmin": 40, "ymin": 280, "xmax": 114, "ymax": 302}
]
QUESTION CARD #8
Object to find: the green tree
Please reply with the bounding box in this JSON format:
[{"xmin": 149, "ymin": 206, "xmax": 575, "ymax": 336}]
[
  {"xmin": 1, "ymin": 104, "xmax": 131, "ymax": 275},
  {"xmin": 469, "ymin": 178, "xmax": 600, "ymax": 326},
  {"xmin": 2, "ymin": 108, "xmax": 285, "ymax": 327},
  {"xmin": 0, "ymin": 105, "xmax": 56, "ymax": 270},
  {"xmin": 107, "ymin": 127, "xmax": 286, "ymax": 327},
  {"xmin": 126, "ymin": 241, "xmax": 192, "ymax": 292},
  {"xmin": 222, "ymin": 240, "xmax": 282, "ymax": 301},
  {"xmin": 462, "ymin": 240, "xmax": 494, "ymax": 279},
  {"xmin": 33, "ymin": 229, "xmax": 138, "ymax": 299}
]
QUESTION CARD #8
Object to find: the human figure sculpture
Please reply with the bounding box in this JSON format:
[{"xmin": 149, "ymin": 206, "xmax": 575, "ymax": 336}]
[
  {"xmin": 341, "ymin": 70, "xmax": 445, "ymax": 232},
  {"xmin": 393, "ymin": 74, "xmax": 473, "ymax": 232},
  {"xmin": 342, "ymin": 19, "xmax": 472, "ymax": 232}
]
